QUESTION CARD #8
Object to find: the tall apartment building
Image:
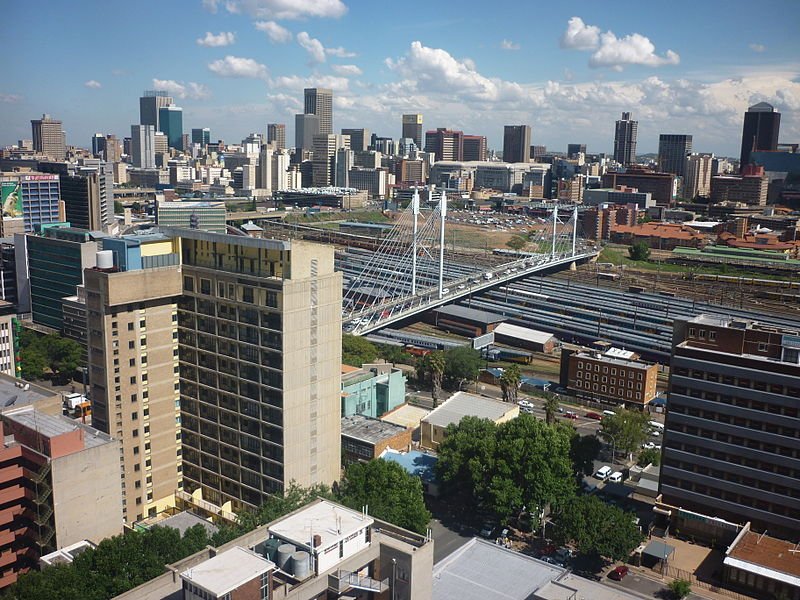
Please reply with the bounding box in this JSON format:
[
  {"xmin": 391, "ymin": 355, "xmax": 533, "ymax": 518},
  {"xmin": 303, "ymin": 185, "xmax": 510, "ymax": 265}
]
[
  {"xmin": 503, "ymin": 125, "xmax": 531, "ymax": 163},
  {"xmin": 303, "ymin": 88, "xmax": 333, "ymax": 135},
  {"xmin": 660, "ymin": 315, "xmax": 800, "ymax": 541},
  {"xmin": 158, "ymin": 105, "xmax": 184, "ymax": 150},
  {"xmin": 139, "ymin": 90, "xmax": 174, "ymax": 131},
  {"xmin": 85, "ymin": 234, "xmax": 183, "ymax": 523},
  {"xmin": 30, "ymin": 114, "xmax": 66, "ymax": 160},
  {"xmin": 266, "ymin": 123, "xmax": 285, "ymax": 150},
  {"xmin": 176, "ymin": 230, "xmax": 342, "ymax": 513},
  {"xmin": 104, "ymin": 135, "xmax": 122, "ymax": 163},
  {"xmin": 312, "ymin": 134, "xmax": 350, "ymax": 187},
  {"xmin": 131, "ymin": 124, "xmax": 156, "ymax": 169},
  {"xmin": 424, "ymin": 128, "xmax": 464, "ymax": 162},
  {"xmin": 657, "ymin": 134, "xmax": 692, "ymax": 178},
  {"xmin": 60, "ymin": 164, "xmax": 113, "ymax": 231},
  {"xmin": 683, "ymin": 153, "xmax": 714, "ymax": 199},
  {"xmin": 462, "ymin": 135, "xmax": 487, "ymax": 161},
  {"xmin": 710, "ymin": 164, "xmax": 768, "ymax": 205},
  {"xmin": 341, "ymin": 128, "xmax": 370, "ymax": 153},
  {"xmin": 739, "ymin": 102, "xmax": 780, "ymax": 170},
  {"xmin": 402, "ymin": 113, "xmax": 423, "ymax": 148},
  {"xmin": 613, "ymin": 112, "xmax": 638, "ymax": 166},
  {"xmin": 0, "ymin": 406, "xmax": 122, "ymax": 590},
  {"xmin": 191, "ymin": 128, "xmax": 211, "ymax": 149},
  {"xmin": 294, "ymin": 114, "xmax": 320, "ymax": 153}
]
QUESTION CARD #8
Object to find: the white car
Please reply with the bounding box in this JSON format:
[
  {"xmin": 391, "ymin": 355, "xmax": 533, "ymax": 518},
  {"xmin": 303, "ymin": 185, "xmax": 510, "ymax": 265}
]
[
  {"xmin": 442, "ymin": 288, "xmax": 451, "ymax": 295},
  {"xmin": 518, "ymin": 399, "xmax": 534, "ymax": 410}
]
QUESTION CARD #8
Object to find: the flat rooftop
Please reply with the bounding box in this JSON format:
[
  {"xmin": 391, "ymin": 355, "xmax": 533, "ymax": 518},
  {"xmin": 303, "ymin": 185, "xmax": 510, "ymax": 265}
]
[
  {"xmin": 268, "ymin": 499, "xmax": 373, "ymax": 552},
  {"xmin": 726, "ymin": 531, "xmax": 800, "ymax": 586},
  {"xmin": 494, "ymin": 322, "xmax": 554, "ymax": 344},
  {"xmin": 433, "ymin": 304, "xmax": 506, "ymax": 325},
  {"xmin": 181, "ymin": 547, "xmax": 274, "ymax": 597},
  {"xmin": 574, "ymin": 351, "xmax": 652, "ymax": 369},
  {"xmin": 380, "ymin": 404, "xmax": 430, "ymax": 429},
  {"xmin": 138, "ymin": 511, "xmax": 219, "ymax": 537},
  {"xmin": 341, "ymin": 414, "xmax": 408, "ymax": 445},
  {"xmin": 4, "ymin": 407, "xmax": 114, "ymax": 449},
  {"xmin": 423, "ymin": 391, "xmax": 517, "ymax": 429},
  {"xmin": 0, "ymin": 376, "xmax": 58, "ymax": 410}
]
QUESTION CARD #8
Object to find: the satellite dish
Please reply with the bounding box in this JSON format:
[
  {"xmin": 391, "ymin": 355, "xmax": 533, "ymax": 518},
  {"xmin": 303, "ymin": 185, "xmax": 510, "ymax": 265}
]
[{"xmin": 4, "ymin": 395, "xmax": 18, "ymax": 407}]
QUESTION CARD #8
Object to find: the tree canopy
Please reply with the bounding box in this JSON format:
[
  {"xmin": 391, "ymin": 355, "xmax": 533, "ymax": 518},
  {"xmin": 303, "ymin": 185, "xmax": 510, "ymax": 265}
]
[
  {"xmin": 19, "ymin": 330, "xmax": 83, "ymax": 383},
  {"xmin": 570, "ymin": 434, "xmax": 602, "ymax": 476},
  {"xmin": 668, "ymin": 579, "xmax": 692, "ymax": 599},
  {"xmin": 337, "ymin": 459, "xmax": 431, "ymax": 535},
  {"xmin": 342, "ymin": 334, "xmax": 378, "ymax": 367},
  {"xmin": 628, "ymin": 242, "xmax": 651, "ymax": 261},
  {"xmin": 599, "ymin": 408, "xmax": 650, "ymax": 457},
  {"xmin": 553, "ymin": 495, "xmax": 643, "ymax": 561},
  {"xmin": 637, "ymin": 447, "xmax": 661, "ymax": 467},
  {"xmin": 443, "ymin": 346, "xmax": 482, "ymax": 389},
  {"xmin": 436, "ymin": 414, "xmax": 575, "ymax": 524},
  {"xmin": 499, "ymin": 364, "xmax": 521, "ymax": 403}
]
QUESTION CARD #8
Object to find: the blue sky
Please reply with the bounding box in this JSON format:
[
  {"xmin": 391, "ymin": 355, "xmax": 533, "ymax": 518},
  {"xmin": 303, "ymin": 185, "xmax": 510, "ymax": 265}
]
[{"xmin": 2, "ymin": 0, "xmax": 799, "ymax": 156}]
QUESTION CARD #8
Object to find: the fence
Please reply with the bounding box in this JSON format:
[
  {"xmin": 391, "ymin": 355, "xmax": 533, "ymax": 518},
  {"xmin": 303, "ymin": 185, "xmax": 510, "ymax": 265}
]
[{"xmin": 660, "ymin": 565, "xmax": 752, "ymax": 600}]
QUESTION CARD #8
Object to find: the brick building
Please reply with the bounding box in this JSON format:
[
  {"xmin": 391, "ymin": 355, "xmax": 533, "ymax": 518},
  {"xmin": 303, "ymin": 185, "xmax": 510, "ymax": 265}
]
[
  {"xmin": 610, "ymin": 221, "xmax": 706, "ymax": 250},
  {"xmin": 561, "ymin": 347, "xmax": 659, "ymax": 407},
  {"xmin": 581, "ymin": 204, "xmax": 638, "ymax": 241},
  {"xmin": 340, "ymin": 414, "xmax": 412, "ymax": 464}
]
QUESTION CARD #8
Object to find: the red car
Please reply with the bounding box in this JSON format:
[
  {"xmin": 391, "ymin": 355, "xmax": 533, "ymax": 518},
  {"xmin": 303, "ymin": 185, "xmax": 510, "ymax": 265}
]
[
  {"xmin": 585, "ymin": 412, "xmax": 602, "ymax": 420},
  {"xmin": 564, "ymin": 411, "xmax": 578, "ymax": 419},
  {"xmin": 608, "ymin": 566, "xmax": 629, "ymax": 581}
]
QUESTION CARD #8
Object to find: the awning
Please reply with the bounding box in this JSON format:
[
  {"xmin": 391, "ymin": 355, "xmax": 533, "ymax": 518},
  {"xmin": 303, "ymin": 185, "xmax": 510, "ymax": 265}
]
[{"xmin": 643, "ymin": 540, "xmax": 675, "ymax": 560}]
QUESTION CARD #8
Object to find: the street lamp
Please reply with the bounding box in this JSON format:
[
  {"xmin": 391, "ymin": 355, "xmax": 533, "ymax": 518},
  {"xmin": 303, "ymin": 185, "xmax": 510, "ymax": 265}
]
[{"xmin": 604, "ymin": 431, "xmax": 617, "ymax": 466}]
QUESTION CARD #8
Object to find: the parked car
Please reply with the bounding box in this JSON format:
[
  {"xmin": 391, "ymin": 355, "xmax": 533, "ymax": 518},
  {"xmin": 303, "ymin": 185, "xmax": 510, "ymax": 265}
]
[
  {"xmin": 479, "ymin": 523, "xmax": 495, "ymax": 538},
  {"xmin": 585, "ymin": 412, "xmax": 602, "ymax": 420},
  {"xmin": 564, "ymin": 411, "xmax": 578, "ymax": 419},
  {"xmin": 608, "ymin": 566, "xmax": 629, "ymax": 581}
]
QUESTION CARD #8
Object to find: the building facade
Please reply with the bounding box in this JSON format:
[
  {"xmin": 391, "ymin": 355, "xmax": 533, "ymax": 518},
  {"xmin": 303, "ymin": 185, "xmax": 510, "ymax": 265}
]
[
  {"xmin": 710, "ymin": 166, "xmax": 769, "ymax": 205},
  {"xmin": 602, "ymin": 170, "xmax": 675, "ymax": 205},
  {"xmin": 30, "ymin": 114, "xmax": 66, "ymax": 160},
  {"xmin": 131, "ymin": 124, "xmax": 156, "ymax": 169},
  {"xmin": 462, "ymin": 135, "xmax": 487, "ymax": 162},
  {"xmin": 684, "ymin": 153, "xmax": 714, "ymax": 199},
  {"xmin": 266, "ymin": 124, "xmax": 285, "ymax": 150},
  {"xmin": 613, "ymin": 112, "xmax": 638, "ymax": 166},
  {"xmin": 156, "ymin": 201, "xmax": 227, "ymax": 233},
  {"xmin": 60, "ymin": 165, "xmax": 112, "ymax": 231},
  {"xmin": 562, "ymin": 348, "xmax": 659, "ymax": 407},
  {"xmin": 312, "ymin": 134, "xmax": 349, "ymax": 187},
  {"xmin": 424, "ymin": 128, "xmax": 464, "ymax": 162},
  {"xmin": 294, "ymin": 114, "xmax": 319, "ymax": 153},
  {"xmin": 341, "ymin": 362, "xmax": 406, "ymax": 418},
  {"xmin": 158, "ymin": 105, "xmax": 184, "ymax": 150},
  {"xmin": 402, "ymin": 114, "xmax": 423, "ymax": 148},
  {"xmin": 139, "ymin": 90, "xmax": 173, "ymax": 132},
  {"xmin": 503, "ymin": 125, "xmax": 531, "ymax": 163},
  {"xmin": 657, "ymin": 134, "xmax": 692, "ymax": 178},
  {"xmin": 191, "ymin": 128, "xmax": 211, "ymax": 149},
  {"xmin": 303, "ymin": 88, "xmax": 333, "ymax": 135},
  {"xmin": 739, "ymin": 102, "xmax": 780, "ymax": 170},
  {"xmin": 0, "ymin": 173, "xmax": 61, "ymax": 233},
  {"xmin": 659, "ymin": 315, "xmax": 800, "ymax": 541},
  {"xmin": 176, "ymin": 231, "xmax": 342, "ymax": 513}
]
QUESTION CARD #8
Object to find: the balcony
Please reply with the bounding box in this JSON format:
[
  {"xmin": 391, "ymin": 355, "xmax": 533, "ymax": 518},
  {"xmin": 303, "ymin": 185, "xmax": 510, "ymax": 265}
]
[{"xmin": 328, "ymin": 570, "xmax": 389, "ymax": 594}]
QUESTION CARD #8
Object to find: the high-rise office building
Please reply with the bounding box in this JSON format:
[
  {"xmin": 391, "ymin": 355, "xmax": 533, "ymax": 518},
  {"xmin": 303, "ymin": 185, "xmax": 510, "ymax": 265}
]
[
  {"xmin": 0, "ymin": 173, "xmax": 61, "ymax": 233},
  {"xmin": 131, "ymin": 125, "xmax": 156, "ymax": 169},
  {"xmin": 683, "ymin": 153, "xmax": 714, "ymax": 199},
  {"xmin": 158, "ymin": 105, "xmax": 183, "ymax": 150},
  {"xmin": 402, "ymin": 114, "xmax": 423, "ymax": 148},
  {"xmin": 30, "ymin": 114, "xmax": 66, "ymax": 160},
  {"xmin": 424, "ymin": 128, "xmax": 464, "ymax": 162},
  {"xmin": 303, "ymin": 88, "xmax": 333, "ymax": 135},
  {"xmin": 334, "ymin": 148, "xmax": 354, "ymax": 187},
  {"xmin": 463, "ymin": 135, "xmax": 487, "ymax": 161},
  {"xmin": 503, "ymin": 125, "xmax": 531, "ymax": 163},
  {"xmin": 60, "ymin": 164, "xmax": 112, "ymax": 231},
  {"xmin": 312, "ymin": 134, "xmax": 350, "ymax": 186},
  {"xmin": 567, "ymin": 144, "xmax": 586, "ymax": 159},
  {"xmin": 341, "ymin": 128, "xmax": 370, "ymax": 153},
  {"xmin": 139, "ymin": 90, "xmax": 173, "ymax": 131},
  {"xmin": 91, "ymin": 133, "xmax": 106, "ymax": 158},
  {"xmin": 295, "ymin": 114, "xmax": 320, "ymax": 152},
  {"xmin": 267, "ymin": 123, "xmax": 286, "ymax": 150},
  {"xmin": 739, "ymin": 102, "xmax": 781, "ymax": 170},
  {"xmin": 613, "ymin": 112, "xmax": 638, "ymax": 166},
  {"xmin": 657, "ymin": 134, "xmax": 692, "ymax": 178},
  {"xmin": 85, "ymin": 234, "xmax": 183, "ymax": 523},
  {"xmin": 660, "ymin": 315, "xmax": 800, "ymax": 541},
  {"xmin": 176, "ymin": 230, "xmax": 342, "ymax": 512},
  {"xmin": 104, "ymin": 135, "xmax": 122, "ymax": 163},
  {"xmin": 191, "ymin": 128, "xmax": 211, "ymax": 149}
]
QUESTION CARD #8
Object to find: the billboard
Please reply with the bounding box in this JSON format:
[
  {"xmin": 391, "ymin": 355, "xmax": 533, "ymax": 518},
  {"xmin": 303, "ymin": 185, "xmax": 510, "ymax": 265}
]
[{"xmin": 1, "ymin": 181, "xmax": 22, "ymax": 218}]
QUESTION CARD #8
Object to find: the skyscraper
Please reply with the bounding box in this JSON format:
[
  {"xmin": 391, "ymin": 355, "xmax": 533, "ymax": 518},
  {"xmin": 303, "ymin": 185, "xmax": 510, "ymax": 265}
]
[
  {"xmin": 567, "ymin": 144, "xmax": 586, "ymax": 159},
  {"xmin": 191, "ymin": 128, "xmax": 211, "ymax": 148},
  {"xmin": 657, "ymin": 134, "xmax": 693, "ymax": 178},
  {"xmin": 503, "ymin": 125, "xmax": 531, "ymax": 163},
  {"xmin": 341, "ymin": 128, "xmax": 370, "ymax": 153},
  {"xmin": 303, "ymin": 88, "xmax": 333, "ymax": 135},
  {"xmin": 267, "ymin": 123, "xmax": 286, "ymax": 150},
  {"xmin": 139, "ymin": 90, "xmax": 173, "ymax": 131},
  {"xmin": 177, "ymin": 230, "xmax": 342, "ymax": 512},
  {"xmin": 683, "ymin": 153, "xmax": 714, "ymax": 199},
  {"xmin": 312, "ymin": 134, "xmax": 350, "ymax": 186},
  {"xmin": 30, "ymin": 114, "xmax": 66, "ymax": 160},
  {"xmin": 91, "ymin": 133, "xmax": 106, "ymax": 157},
  {"xmin": 60, "ymin": 164, "xmax": 112, "ymax": 231},
  {"xmin": 402, "ymin": 114, "xmax": 423, "ymax": 148},
  {"xmin": 131, "ymin": 125, "xmax": 156, "ymax": 169},
  {"xmin": 462, "ymin": 135, "xmax": 487, "ymax": 161},
  {"xmin": 424, "ymin": 128, "xmax": 464, "ymax": 162},
  {"xmin": 295, "ymin": 114, "xmax": 320, "ymax": 152},
  {"xmin": 613, "ymin": 112, "xmax": 638, "ymax": 166},
  {"xmin": 158, "ymin": 105, "xmax": 183, "ymax": 150},
  {"xmin": 739, "ymin": 102, "xmax": 781, "ymax": 170}
]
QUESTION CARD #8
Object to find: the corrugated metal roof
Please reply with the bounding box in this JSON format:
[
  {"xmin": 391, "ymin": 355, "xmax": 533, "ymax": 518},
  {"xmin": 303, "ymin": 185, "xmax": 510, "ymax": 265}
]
[
  {"xmin": 434, "ymin": 304, "xmax": 506, "ymax": 325},
  {"xmin": 494, "ymin": 322, "xmax": 555, "ymax": 345},
  {"xmin": 422, "ymin": 391, "xmax": 517, "ymax": 428}
]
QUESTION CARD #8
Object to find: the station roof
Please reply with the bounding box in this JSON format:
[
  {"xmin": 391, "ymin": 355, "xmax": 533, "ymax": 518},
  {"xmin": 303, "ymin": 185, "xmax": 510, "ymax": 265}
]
[
  {"xmin": 433, "ymin": 304, "xmax": 506, "ymax": 325},
  {"xmin": 494, "ymin": 322, "xmax": 555, "ymax": 344}
]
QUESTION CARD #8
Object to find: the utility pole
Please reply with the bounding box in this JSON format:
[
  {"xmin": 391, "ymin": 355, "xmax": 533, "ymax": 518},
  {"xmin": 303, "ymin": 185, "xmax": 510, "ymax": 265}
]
[
  {"xmin": 438, "ymin": 190, "xmax": 447, "ymax": 299},
  {"xmin": 551, "ymin": 205, "xmax": 557, "ymax": 258},
  {"xmin": 572, "ymin": 205, "xmax": 578, "ymax": 257},
  {"xmin": 411, "ymin": 189, "xmax": 419, "ymax": 295}
]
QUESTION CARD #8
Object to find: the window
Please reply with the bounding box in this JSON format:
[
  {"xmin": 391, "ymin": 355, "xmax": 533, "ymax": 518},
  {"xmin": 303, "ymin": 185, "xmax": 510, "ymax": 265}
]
[
  {"xmin": 709, "ymin": 331, "xmax": 716, "ymax": 341},
  {"xmin": 128, "ymin": 341, "xmax": 135, "ymax": 349},
  {"xmin": 689, "ymin": 328, "xmax": 696, "ymax": 338},
  {"xmin": 130, "ymin": 376, "xmax": 136, "ymax": 384},
  {"xmin": 129, "ymin": 358, "xmax": 135, "ymax": 367},
  {"xmin": 131, "ymin": 412, "xmax": 138, "ymax": 421},
  {"xmin": 758, "ymin": 343, "xmax": 767, "ymax": 352},
  {"xmin": 127, "ymin": 323, "xmax": 134, "ymax": 331},
  {"xmin": 132, "ymin": 429, "xmax": 139, "ymax": 437},
  {"xmin": 133, "ymin": 447, "xmax": 139, "ymax": 455},
  {"xmin": 183, "ymin": 276, "xmax": 194, "ymax": 292},
  {"xmin": 577, "ymin": 362, "xmax": 583, "ymax": 369},
  {"xmin": 139, "ymin": 319, "xmax": 146, "ymax": 328},
  {"xmin": 131, "ymin": 394, "xmax": 137, "ymax": 402},
  {"xmin": 699, "ymin": 330, "xmax": 706, "ymax": 339}
]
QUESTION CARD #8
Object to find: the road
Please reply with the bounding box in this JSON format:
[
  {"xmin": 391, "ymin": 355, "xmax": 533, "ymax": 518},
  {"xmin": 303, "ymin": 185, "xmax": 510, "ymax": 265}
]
[
  {"xmin": 428, "ymin": 517, "xmax": 473, "ymax": 564},
  {"xmin": 606, "ymin": 568, "xmax": 705, "ymax": 600}
]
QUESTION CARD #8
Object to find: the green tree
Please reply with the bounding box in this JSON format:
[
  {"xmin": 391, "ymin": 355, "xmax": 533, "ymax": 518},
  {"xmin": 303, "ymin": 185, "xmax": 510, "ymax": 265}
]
[
  {"xmin": 443, "ymin": 346, "xmax": 482, "ymax": 389},
  {"xmin": 668, "ymin": 578, "xmax": 692, "ymax": 599},
  {"xmin": 553, "ymin": 495, "xmax": 643, "ymax": 561},
  {"xmin": 342, "ymin": 334, "xmax": 378, "ymax": 366},
  {"xmin": 337, "ymin": 459, "xmax": 431, "ymax": 535},
  {"xmin": 628, "ymin": 241, "xmax": 651, "ymax": 261},
  {"xmin": 570, "ymin": 434, "xmax": 602, "ymax": 476},
  {"xmin": 47, "ymin": 336, "xmax": 83, "ymax": 382},
  {"xmin": 377, "ymin": 343, "xmax": 416, "ymax": 366},
  {"xmin": 637, "ymin": 447, "xmax": 661, "ymax": 467},
  {"xmin": 544, "ymin": 395, "xmax": 560, "ymax": 425},
  {"xmin": 600, "ymin": 408, "xmax": 650, "ymax": 458},
  {"xmin": 499, "ymin": 364, "xmax": 521, "ymax": 403},
  {"xmin": 506, "ymin": 235, "xmax": 527, "ymax": 251},
  {"xmin": 113, "ymin": 200, "xmax": 124, "ymax": 214},
  {"xmin": 428, "ymin": 351, "xmax": 446, "ymax": 406}
]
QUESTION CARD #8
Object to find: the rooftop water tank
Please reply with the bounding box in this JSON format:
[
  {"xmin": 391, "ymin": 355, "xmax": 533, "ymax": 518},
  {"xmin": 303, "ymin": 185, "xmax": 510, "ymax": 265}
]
[
  {"xmin": 276, "ymin": 543, "xmax": 295, "ymax": 571},
  {"xmin": 263, "ymin": 538, "xmax": 282, "ymax": 562},
  {"xmin": 291, "ymin": 551, "xmax": 310, "ymax": 579},
  {"xmin": 96, "ymin": 250, "xmax": 114, "ymax": 270}
]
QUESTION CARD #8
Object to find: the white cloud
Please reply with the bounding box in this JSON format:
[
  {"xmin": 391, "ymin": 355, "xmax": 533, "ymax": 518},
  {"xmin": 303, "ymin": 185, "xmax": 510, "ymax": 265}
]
[
  {"xmin": 0, "ymin": 93, "xmax": 21, "ymax": 103},
  {"xmin": 272, "ymin": 74, "xmax": 349, "ymax": 93},
  {"xmin": 326, "ymin": 46, "xmax": 356, "ymax": 58},
  {"xmin": 561, "ymin": 17, "xmax": 679, "ymax": 70},
  {"xmin": 331, "ymin": 64, "xmax": 362, "ymax": 76},
  {"xmin": 207, "ymin": 55, "xmax": 269, "ymax": 79},
  {"xmin": 749, "ymin": 43, "xmax": 766, "ymax": 53},
  {"xmin": 500, "ymin": 39, "xmax": 520, "ymax": 51},
  {"xmin": 222, "ymin": 0, "xmax": 346, "ymax": 19},
  {"xmin": 255, "ymin": 20, "xmax": 292, "ymax": 43},
  {"xmin": 196, "ymin": 31, "xmax": 236, "ymax": 47},
  {"xmin": 152, "ymin": 78, "xmax": 211, "ymax": 99},
  {"xmin": 202, "ymin": 0, "xmax": 220, "ymax": 13},
  {"xmin": 297, "ymin": 31, "xmax": 326, "ymax": 63},
  {"xmin": 84, "ymin": 80, "xmax": 102, "ymax": 89},
  {"xmin": 560, "ymin": 16, "xmax": 600, "ymax": 50}
]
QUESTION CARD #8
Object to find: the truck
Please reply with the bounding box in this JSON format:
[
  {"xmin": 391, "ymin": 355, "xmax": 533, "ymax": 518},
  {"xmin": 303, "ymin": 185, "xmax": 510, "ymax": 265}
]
[{"xmin": 63, "ymin": 393, "xmax": 88, "ymax": 413}]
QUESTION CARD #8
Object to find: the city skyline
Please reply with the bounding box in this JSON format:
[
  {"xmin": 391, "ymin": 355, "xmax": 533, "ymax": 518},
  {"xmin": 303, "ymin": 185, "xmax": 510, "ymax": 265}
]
[{"xmin": 1, "ymin": 0, "xmax": 799, "ymax": 156}]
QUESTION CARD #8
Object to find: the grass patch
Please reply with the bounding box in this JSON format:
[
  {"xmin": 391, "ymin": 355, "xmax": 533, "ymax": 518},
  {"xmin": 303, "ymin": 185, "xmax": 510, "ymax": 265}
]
[{"xmin": 284, "ymin": 210, "xmax": 390, "ymax": 224}]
